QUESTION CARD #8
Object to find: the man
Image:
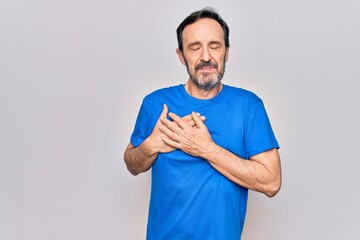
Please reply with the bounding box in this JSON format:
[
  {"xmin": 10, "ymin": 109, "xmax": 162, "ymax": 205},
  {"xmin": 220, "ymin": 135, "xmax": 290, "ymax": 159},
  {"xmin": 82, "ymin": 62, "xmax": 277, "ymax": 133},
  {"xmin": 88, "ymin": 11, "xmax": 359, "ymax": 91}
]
[{"xmin": 124, "ymin": 7, "xmax": 281, "ymax": 240}]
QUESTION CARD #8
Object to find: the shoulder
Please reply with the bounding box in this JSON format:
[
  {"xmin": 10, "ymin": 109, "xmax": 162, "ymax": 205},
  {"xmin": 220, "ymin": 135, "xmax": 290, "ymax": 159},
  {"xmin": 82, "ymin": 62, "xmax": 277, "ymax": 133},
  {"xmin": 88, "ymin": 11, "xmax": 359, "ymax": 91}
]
[
  {"xmin": 223, "ymin": 85, "xmax": 262, "ymax": 105},
  {"xmin": 140, "ymin": 85, "xmax": 184, "ymax": 114},
  {"xmin": 143, "ymin": 84, "xmax": 183, "ymax": 102}
]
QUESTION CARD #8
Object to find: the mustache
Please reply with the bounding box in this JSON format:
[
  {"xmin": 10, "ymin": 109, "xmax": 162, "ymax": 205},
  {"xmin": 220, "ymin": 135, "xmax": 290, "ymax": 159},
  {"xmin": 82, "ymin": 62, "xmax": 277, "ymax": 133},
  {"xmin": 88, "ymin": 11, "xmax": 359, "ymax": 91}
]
[{"xmin": 195, "ymin": 61, "xmax": 218, "ymax": 70}]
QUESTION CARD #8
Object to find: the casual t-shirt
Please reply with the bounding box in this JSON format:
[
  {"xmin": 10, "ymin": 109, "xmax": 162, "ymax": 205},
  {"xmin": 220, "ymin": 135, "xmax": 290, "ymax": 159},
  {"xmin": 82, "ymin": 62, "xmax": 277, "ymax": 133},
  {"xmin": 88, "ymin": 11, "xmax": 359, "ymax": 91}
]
[{"xmin": 130, "ymin": 84, "xmax": 279, "ymax": 240}]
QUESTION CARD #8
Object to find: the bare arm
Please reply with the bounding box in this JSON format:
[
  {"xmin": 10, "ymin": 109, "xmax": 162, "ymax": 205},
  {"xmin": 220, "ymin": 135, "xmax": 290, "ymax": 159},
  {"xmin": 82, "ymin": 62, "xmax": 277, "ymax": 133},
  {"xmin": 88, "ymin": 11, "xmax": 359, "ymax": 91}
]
[
  {"xmin": 124, "ymin": 104, "xmax": 205, "ymax": 175},
  {"xmin": 160, "ymin": 111, "xmax": 282, "ymax": 197},
  {"xmin": 204, "ymin": 146, "xmax": 281, "ymax": 197},
  {"xmin": 124, "ymin": 140, "xmax": 159, "ymax": 176}
]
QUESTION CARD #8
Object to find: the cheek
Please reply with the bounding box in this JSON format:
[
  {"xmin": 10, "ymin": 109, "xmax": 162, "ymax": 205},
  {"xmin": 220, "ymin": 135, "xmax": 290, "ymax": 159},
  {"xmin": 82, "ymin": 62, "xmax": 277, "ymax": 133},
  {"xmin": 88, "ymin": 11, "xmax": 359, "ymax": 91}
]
[
  {"xmin": 187, "ymin": 60, "xmax": 198, "ymax": 71},
  {"xmin": 216, "ymin": 56, "xmax": 227, "ymax": 68},
  {"xmin": 184, "ymin": 52, "xmax": 200, "ymax": 65},
  {"xmin": 214, "ymin": 52, "xmax": 226, "ymax": 62}
]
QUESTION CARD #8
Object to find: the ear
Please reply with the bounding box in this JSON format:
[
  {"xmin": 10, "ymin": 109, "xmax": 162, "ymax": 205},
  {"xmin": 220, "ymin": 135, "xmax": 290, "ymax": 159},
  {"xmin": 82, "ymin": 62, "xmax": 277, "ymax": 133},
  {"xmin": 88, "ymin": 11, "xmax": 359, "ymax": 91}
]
[
  {"xmin": 225, "ymin": 47, "xmax": 230, "ymax": 62},
  {"xmin": 176, "ymin": 48, "xmax": 186, "ymax": 65}
]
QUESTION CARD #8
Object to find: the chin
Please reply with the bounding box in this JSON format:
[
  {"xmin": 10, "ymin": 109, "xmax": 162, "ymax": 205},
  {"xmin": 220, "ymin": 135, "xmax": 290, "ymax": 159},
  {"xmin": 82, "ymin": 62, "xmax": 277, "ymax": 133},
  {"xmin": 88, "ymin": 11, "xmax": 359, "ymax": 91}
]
[{"xmin": 195, "ymin": 79, "xmax": 221, "ymax": 91}]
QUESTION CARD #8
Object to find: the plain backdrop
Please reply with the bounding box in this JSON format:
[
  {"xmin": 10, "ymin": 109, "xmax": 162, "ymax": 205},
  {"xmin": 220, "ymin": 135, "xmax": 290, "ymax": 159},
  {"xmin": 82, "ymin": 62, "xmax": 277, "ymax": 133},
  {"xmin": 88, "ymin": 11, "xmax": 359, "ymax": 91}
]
[{"xmin": 1, "ymin": 0, "xmax": 359, "ymax": 239}]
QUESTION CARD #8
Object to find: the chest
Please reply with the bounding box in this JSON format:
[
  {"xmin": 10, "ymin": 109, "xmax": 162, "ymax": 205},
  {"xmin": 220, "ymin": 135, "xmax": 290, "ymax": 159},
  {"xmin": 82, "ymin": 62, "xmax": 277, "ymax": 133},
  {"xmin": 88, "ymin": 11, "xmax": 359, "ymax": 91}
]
[{"xmin": 166, "ymin": 102, "xmax": 248, "ymax": 157}]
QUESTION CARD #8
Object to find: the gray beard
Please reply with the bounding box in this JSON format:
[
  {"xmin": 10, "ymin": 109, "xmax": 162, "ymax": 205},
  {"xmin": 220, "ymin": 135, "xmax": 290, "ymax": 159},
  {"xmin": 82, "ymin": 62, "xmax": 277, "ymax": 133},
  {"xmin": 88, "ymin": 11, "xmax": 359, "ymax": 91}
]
[
  {"xmin": 185, "ymin": 61, "xmax": 226, "ymax": 91},
  {"xmin": 189, "ymin": 72, "xmax": 223, "ymax": 91}
]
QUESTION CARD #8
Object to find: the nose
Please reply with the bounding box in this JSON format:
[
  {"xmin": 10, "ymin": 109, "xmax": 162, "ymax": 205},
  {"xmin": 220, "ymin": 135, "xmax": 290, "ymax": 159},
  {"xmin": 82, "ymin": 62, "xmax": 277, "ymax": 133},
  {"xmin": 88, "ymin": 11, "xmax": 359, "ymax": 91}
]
[{"xmin": 200, "ymin": 48, "xmax": 211, "ymax": 62}]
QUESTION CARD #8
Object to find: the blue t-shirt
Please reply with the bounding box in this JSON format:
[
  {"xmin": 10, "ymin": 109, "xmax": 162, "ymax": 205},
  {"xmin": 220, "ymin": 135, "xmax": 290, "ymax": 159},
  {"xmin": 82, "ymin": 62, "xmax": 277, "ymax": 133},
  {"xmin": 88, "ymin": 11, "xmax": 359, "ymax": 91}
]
[{"xmin": 130, "ymin": 84, "xmax": 279, "ymax": 240}]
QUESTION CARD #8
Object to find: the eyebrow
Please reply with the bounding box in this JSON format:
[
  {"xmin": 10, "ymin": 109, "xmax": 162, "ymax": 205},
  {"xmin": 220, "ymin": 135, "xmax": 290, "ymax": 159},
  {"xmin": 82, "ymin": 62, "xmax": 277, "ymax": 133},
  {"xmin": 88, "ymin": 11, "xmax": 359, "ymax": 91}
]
[
  {"xmin": 209, "ymin": 41, "xmax": 222, "ymax": 45},
  {"xmin": 187, "ymin": 40, "xmax": 222, "ymax": 48},
  {"xmin": 187, "ymin": 41, "xmax": 201, "ymax": 48}
]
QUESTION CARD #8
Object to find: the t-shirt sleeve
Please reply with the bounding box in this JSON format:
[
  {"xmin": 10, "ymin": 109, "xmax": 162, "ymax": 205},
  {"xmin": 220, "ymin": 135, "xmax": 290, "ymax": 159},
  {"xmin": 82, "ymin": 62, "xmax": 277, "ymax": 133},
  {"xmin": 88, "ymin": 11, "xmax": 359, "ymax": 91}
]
[
  {"xmin": 130, "ymin": 99, "xmax": 150, "ymax": 147},
  {"xmin": 245, "ymin": 100, "xmax": 279, "ymax": 158}
]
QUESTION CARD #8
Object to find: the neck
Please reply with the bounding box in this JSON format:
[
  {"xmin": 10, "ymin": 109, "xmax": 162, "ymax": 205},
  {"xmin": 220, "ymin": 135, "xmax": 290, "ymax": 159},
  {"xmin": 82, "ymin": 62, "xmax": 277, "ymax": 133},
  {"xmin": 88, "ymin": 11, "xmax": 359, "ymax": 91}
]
[{"xmin": 185, "ymin": 80, "xmax": 223, "ymax": 99}]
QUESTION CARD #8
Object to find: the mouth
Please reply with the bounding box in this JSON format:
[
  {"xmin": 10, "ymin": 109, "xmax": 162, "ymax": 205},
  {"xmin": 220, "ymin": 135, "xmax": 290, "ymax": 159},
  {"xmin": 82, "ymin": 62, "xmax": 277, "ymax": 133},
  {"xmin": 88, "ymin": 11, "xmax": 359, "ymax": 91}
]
[
  {"xmin": 198, "ymin": 66, "xmax": 215, "ymax": 71},
  {"xmin": 195, "ymin": 62, "xmax": 218, "ymax": 72}
]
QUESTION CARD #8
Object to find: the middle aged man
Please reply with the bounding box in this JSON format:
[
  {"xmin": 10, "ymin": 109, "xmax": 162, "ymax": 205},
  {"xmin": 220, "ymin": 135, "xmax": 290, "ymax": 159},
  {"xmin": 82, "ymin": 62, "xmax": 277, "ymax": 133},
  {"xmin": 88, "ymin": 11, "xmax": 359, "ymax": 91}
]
[{"xmin": 124, "ymin": 7, "xmax": 282, "ymax": 240}]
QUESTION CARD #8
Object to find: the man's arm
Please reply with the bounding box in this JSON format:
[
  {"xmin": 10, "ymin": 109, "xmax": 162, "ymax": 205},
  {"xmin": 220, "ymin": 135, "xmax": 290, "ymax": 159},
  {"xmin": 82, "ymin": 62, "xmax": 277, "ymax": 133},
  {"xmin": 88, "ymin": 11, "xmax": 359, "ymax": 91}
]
[
  {"xmin": 159, "ymin": 111, "xmax": 282, "ymax": 197},
  {"xmin": 124, "ymin": 141, "xmax": 159, "ymax": 176},
  {"xmin": 204, "ymin": 146, "xmax": 281, "ymax": 197},
  {"xmin": 124, "ymin": 104, "xmax": 205, "ymax": 175}
]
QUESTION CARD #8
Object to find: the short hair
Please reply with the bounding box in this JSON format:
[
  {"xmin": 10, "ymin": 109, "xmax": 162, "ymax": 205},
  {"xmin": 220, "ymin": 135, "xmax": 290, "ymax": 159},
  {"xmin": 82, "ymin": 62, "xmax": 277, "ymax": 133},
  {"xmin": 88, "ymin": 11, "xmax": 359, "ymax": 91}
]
[{"xmin": 176, "ymin": 7, "xmax": 230, "ymax": 53}]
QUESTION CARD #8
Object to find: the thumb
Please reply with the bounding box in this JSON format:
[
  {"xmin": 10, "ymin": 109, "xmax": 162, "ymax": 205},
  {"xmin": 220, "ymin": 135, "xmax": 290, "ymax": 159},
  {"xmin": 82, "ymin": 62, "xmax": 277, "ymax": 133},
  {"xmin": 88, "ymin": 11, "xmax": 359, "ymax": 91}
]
[{"xmin": 160, "ymin": 104, "xmax": 169, "ymax": 119}]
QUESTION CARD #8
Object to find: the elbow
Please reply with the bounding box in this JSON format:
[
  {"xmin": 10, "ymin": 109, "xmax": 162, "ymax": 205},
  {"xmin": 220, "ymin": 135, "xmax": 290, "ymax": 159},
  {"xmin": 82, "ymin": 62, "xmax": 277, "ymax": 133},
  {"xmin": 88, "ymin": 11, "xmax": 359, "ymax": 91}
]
[
  {"xmin": 126, "ymin": 164, "xmax": 149, "ymax": 176},
  {"xmin": 265, "ymin": 185, "xmax": 281, "ymax": 198},
  {"xmin": 127, "ymin": 166, "xmax": 140, "ymax": 176},
  {"xmin": 264, "ymin": 176, "xmax": 282, "ymax": 198},
  {"xmin": 124, "ymin": 149, "xmax": 141, "ymax": 176},
  {"xmin": 124, "ymin": 157, "xmax": 138, "ymax": 176},
  {"xmin": 124, "ymin": 159, "xmax": 143, "ymax": 176},
  {"xmin": 124, "ymin": 157, "xmax": 149, "ymax": 176},
  {"xmin": 123, "ymin": 143, "xmax": 152, "ymax": 176}
]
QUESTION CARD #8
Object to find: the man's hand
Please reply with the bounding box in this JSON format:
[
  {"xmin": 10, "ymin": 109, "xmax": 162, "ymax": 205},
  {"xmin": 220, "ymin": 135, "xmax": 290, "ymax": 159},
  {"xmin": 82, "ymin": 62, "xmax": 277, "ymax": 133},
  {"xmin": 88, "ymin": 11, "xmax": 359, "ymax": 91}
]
[
  {"xmin": 159, "ymin": 111, "xmax": 213, "ymax": 157},
  {"xmin": 158, "ymin": 110, "xmax": 281, "ymax": 197},
  {"xmin": 147, "ymin": 105, "xmax": 206, "ymax": 154},
  {"xmin": 124, "ymin": 104, "xmax": 205, "ymax": 175}
]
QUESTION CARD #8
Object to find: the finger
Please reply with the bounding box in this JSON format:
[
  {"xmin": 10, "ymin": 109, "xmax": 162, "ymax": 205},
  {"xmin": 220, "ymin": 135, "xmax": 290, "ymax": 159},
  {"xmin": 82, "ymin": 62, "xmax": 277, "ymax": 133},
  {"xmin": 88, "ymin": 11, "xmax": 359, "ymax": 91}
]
[
  {"xmin": 186, "ymin": 117, "xmax": 205, "ymax": 127},
  {"xmin": 187, "ymin": 119, "xmax": 196, "ymax": 127},
  {"xmin": 181, "ymin": 115, "xmax": 197, "ymax": 127},
  {"xmin": 160, "ymin": 116, "xmax": 181, "ymax": 134},
  {"xmin": 160, "ymin": 104, "xmax": 168, "ymax": 119},
  {"xmin": 182, "ymin": 113, "xmax": 205, "ymax": 122},
  {"xmin": 159, "ymin": 120, "xmax": 181, "ymax": 141},
  {"xmin": 168, "ymin": 112, "xmax": 188, "ymax": 130},
  {"xmin": 182, "ymin": 114, "xmax": 193, "ymax": 122},
  {"xmin": 194, "ymin": 112, "xmax": 206, "ymax": 121},
  {"xmin": 191, "ymin": 111, "xmax": 206, "ymax": 128},
  {"xmin": 161, "ymin": 135, "xmax": 180, "ymax": 149}
]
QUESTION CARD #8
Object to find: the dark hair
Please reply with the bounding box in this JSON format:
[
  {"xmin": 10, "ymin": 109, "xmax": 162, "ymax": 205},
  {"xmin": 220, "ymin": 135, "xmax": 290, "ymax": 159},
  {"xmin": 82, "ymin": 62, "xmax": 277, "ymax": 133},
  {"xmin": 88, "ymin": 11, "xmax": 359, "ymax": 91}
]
[{"xmin": 176, "ymin": 7, "xmax": 230, "ymax": 52}]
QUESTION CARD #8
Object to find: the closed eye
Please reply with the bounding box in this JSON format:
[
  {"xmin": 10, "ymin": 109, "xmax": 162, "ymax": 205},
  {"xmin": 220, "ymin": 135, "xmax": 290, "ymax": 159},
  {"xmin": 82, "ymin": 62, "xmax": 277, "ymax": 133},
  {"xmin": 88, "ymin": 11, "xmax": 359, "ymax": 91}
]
[
  {"xmin": 190, "ymin": 47, "xmax": 200, "ymax": 51},
  {"xmin": 188, "ymin": 42, "xmax": 201, "ymax": 52},
  {"xmin": 209, "ymin": 43, "xmax": 221, "ymax": 50}
]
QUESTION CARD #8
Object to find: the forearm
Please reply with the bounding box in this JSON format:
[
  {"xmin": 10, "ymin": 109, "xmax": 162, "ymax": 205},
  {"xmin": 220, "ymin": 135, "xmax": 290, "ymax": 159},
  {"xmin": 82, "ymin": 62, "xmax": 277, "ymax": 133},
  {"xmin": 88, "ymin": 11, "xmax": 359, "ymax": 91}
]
[
  {"xmin": 124, "ymin": 139, "xmax": 158, "ymax": 176},
  {"xmin": 203, "ymin": 144, "xmax": 281, "ymax": 197}
]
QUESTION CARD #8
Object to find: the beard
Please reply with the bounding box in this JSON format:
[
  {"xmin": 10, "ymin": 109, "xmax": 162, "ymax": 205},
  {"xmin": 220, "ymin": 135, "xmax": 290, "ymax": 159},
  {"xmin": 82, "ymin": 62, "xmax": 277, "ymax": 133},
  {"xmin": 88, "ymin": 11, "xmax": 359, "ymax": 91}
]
[{"xmin": 184, "ymin": 58, "xmax": 226, "ymax": 91}]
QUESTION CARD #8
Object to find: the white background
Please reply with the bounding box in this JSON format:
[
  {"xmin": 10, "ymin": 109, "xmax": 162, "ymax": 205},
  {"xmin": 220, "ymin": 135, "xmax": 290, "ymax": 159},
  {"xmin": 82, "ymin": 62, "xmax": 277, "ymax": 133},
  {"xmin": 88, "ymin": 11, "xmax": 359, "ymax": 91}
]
[{"xmin": 1, "ymin": 0, "xmax": 359, "ymax": 239}]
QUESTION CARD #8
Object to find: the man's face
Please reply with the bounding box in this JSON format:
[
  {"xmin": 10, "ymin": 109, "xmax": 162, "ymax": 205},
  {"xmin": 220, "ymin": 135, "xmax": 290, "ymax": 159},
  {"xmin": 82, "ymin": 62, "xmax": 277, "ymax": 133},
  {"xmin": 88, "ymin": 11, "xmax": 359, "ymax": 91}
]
[{"xmin": 177, "ymin": 18, "xmax": 229, "ymax": 91}]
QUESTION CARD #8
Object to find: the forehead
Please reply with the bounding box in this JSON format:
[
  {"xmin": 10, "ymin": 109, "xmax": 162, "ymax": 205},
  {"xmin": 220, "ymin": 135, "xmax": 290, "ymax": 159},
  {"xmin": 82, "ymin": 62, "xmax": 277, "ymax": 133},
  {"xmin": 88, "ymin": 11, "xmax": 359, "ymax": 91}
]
[{"xmin": 182, "ymin": 18, "xmax": 225, "ymax": 44}]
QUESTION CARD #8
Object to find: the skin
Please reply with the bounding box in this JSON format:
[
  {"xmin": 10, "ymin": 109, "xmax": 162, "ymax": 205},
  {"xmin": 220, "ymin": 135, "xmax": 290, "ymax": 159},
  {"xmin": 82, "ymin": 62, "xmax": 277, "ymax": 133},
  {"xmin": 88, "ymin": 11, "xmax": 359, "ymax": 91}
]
[
  {"xmin": 176, "ymin": 18, "xmax": 229, "ymax": 99},
  {"xmin": 124, "ymin": 18, "xmax": 282, "ymax": 197},
  {"xmin": 124, "ymin": 105, "xmax": 206, "ymax": 175}
]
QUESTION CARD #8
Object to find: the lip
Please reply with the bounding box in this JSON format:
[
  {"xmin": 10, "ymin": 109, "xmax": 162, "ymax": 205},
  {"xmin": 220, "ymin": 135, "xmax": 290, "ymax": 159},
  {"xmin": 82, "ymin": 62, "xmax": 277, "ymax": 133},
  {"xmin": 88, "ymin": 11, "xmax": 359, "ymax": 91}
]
[{"xmin": 198, "ymin": 66, "xmax": 215, "ymax": 71}]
